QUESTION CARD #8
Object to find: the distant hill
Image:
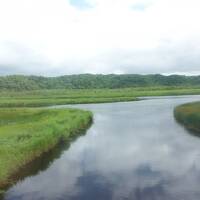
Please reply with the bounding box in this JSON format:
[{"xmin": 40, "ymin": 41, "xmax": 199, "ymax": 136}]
[{"xmin": 0, "ymin": 74, "xmax": 200, "ymax": 91}]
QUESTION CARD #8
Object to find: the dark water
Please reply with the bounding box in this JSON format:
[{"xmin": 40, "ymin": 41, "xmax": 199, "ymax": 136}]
[{"xmin": 2, "ymin": 96, "xmax": 200, "ymax": 200}]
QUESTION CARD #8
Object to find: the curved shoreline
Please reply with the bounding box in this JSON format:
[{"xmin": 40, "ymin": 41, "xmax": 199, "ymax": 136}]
[
  {"xmin": 174, "ymin": 102, "xmax": 200, "ymax": 133},
  {"xmin": 1, "ymin": 87, "xmax": 200, "ymax": 108},
  {"xmin": 0, "ymin": 108, "xmax": 93, "ymax": 190},
  {"xmin": 1, "ymin": 95, "xmax": 200, "ymax": 194}
]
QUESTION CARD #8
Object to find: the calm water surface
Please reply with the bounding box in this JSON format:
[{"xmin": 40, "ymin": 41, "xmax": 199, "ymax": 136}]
[{"xmin": 3, "ymin": 96, "xmax": 200, "ymax": 200}]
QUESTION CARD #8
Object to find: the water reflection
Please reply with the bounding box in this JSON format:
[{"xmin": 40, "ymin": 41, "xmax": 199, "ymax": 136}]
[{"xmin": 3, "ymin": 96, "xmax": 200, "ymax": 200}]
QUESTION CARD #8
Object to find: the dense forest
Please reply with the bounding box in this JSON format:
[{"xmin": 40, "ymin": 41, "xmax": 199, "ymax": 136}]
[{"xmin": 0, "ymin": 74, "xmax": 200, "ymax": 91}]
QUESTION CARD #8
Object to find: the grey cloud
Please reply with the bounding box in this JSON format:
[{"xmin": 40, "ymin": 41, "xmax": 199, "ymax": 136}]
[{"xmin": 0, "ymin": 40, "xmax": 200, "ymax": 76}]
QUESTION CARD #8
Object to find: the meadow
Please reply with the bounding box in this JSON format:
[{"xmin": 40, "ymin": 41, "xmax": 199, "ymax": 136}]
[
  {"xmin": 174, "ymin": 102, "xmax": 200, "ymax": 133},
  {"xmin": 0, "ymin": 108, "xmax": 92, "ymax": 188},
  {"xmin": 1, "ymin": 86, "xmax": 200, "ymax": 107}
]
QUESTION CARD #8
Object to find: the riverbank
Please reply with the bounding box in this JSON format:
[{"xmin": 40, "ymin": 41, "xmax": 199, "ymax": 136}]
[
  {"xmin": 0, "ymin": 87, "xmax": 200, "ymax": 190},
  {"xmin": 0, "ymin": 108, "xmax": 92, "ymax": 188},
  {"xmin": 1, "ymin": 87, "xmax": 200, "ymax": 107},
  {"xmin": 174, "ymin": 102, "xmax": 200, "ymax": 133}
]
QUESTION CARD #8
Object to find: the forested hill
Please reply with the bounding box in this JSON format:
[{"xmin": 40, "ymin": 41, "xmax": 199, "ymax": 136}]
[{"xmin": 0, "ymin": 74, "xmax": 200, "ymax": 91}]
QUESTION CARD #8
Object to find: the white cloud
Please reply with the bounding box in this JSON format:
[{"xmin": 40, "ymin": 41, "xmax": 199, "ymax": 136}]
[{"xmin": 0, "ymin": 0, "xmax": 200, "ymax": 75}]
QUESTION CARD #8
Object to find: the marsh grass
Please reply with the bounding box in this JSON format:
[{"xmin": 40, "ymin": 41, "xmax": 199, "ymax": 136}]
[
  {"xmin": 174, "ymin": 102, "xmax": 200, "ymax": 133},
  {"xmin": 0, "ymin": 190, "xmax": 4, "ymax": 194},
  {"xmin": 0, "ymin": 108, "xmax": 92, "ymax": 187},
  {"xmin": 0, "ymin": 87, "xmax": 200, "ymax": 107}
]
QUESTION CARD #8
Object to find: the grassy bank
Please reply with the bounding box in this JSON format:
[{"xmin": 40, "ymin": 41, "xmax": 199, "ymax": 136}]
[
  {"xmin": 1, "ymin": 87, "xmax": 200, "ymax": 107},
  {"xmin": 174, "ymin": 102, "xmax": 200, "ymax": 133},
  {"xmin": 0, "ymin": 108, "xmax": 92, "ymax": 188}
]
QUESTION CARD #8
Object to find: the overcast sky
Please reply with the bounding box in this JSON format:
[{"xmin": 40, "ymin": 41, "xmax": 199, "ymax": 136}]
[{"xmin": 0, "ymin": 0, "xmax": 200, "ymax": 76}]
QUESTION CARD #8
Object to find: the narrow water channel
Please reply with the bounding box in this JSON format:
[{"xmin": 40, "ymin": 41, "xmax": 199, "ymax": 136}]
[{"xmin": 2, "ymin": 96, "xmax": 200, "ymax": 200}]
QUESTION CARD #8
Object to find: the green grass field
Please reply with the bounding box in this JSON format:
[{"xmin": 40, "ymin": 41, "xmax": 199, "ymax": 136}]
[
  {"xmin": 1, "ymin": 87, "xmax": 200, "ymax": 107},
  {"xmin": 174, "ymin": 102, "xmax": 200, "ymax": 133},
  {"xmin": 0, "ymin": 108, "xmax": 92, "ymax": 188}
]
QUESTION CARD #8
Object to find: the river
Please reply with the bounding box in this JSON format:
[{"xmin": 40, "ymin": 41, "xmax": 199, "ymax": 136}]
[{"xmin": 2, "ymin": 95, "xmax": 200, "ymax": 200}]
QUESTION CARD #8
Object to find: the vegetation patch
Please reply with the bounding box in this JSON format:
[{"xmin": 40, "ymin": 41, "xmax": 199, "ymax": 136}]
[
  {"xmin": 174, "ymin": 102, "xmax": 200, "ymax": 133},
  {"xmin": 1, "ymin": 74, "xmax": 200, "ymax": 90},
  {"xmin": 1, "ymin": 87, "xmax": 200, "ymax": 107},
  {"xmin": 0, "ymin": 108, "xmax": 92, "ymax": 188}
]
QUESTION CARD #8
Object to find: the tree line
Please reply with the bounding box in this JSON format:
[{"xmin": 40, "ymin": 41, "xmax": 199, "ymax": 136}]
[{"xmin": 0, "ymin": 74, "xmax": 200, "ymax": 91}]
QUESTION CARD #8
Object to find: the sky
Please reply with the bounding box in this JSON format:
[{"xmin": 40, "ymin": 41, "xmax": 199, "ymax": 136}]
[{"xmin": 0, "ymin": 0, "xmax": 200, "ymax": 76}]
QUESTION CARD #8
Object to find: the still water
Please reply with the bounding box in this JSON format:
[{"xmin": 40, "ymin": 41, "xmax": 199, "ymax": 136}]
[{"xmin": 2, "ymin": 96, "xmax": 200, "ymax": 200}]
